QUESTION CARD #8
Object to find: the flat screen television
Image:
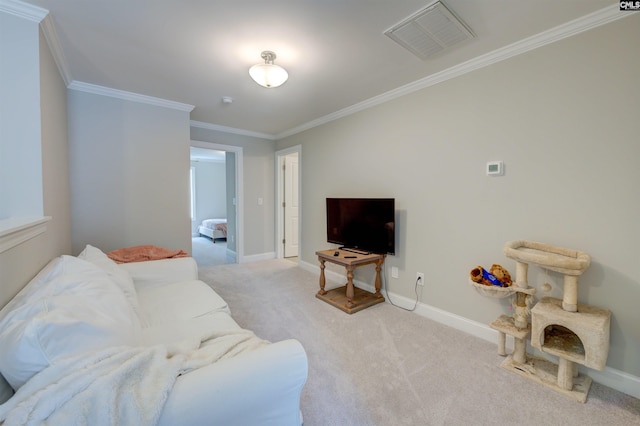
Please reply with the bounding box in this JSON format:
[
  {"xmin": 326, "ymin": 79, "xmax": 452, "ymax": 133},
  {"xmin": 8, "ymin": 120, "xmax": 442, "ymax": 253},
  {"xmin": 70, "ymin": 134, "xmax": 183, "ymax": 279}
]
[{"xmin": 326, "ymin": 198, "xmax": 395, "ymax": 255}]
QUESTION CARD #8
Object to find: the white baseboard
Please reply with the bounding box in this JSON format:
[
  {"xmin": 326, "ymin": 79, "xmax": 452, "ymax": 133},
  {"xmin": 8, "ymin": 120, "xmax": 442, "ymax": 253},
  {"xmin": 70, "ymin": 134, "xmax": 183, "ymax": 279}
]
[
  {"xmin": 298, "ymin": 260, "xmax": 640, "ymax": 399},
  {"xmin": 226, "ymin": 248, "xmax": 237, "ymax": 263},
  {"xmin": 240, "ymin": 251, "xmax": 275, "ymax": 263}
]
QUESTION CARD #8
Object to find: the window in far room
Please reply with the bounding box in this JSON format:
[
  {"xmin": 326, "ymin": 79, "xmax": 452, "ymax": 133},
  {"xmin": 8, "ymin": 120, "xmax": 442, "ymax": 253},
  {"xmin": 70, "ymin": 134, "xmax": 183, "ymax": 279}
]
[{"xmin": 190, "ymin": 166, "xmax": 196, "ymax": 221}]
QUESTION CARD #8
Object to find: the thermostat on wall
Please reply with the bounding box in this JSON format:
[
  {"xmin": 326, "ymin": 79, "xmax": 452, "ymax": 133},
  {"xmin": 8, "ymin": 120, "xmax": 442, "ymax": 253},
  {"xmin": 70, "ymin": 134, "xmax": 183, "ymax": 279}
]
[{"xmin": 486, "ymin": 161, "xmax": 504, "ymax": 176}]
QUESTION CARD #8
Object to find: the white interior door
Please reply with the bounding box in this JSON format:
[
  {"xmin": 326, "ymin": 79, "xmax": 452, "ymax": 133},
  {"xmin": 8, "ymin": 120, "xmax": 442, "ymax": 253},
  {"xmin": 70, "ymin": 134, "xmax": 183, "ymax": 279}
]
[{"xmin": 284, "ymin": 152, "xmax": 299, "ymax": 257}]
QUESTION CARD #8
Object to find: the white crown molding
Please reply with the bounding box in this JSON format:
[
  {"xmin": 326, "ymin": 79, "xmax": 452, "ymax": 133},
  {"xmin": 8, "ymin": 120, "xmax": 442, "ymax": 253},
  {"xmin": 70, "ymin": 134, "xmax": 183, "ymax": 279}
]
[
  {"xmin": 275, "ymin": 5, "xmax": 627, "ymax": 139},
  {"xmin": 68, "ymin": 81, "xmax": 195, "ymax": 112},
  {"xmin": 0, "ymin": 0, "xmax": 47, "ymax": 22},
  {"xmin": 40, "ymin": 14, "xmax": 73, "ymax": 86},
  {"xmin": 190, "ymin": 120, "xmax": 276, "ymax": 140},
  {"xmin": 0, "ymin": 1, "xmax": 73, "ymax": 86},
  {"xmin": 4, "ymin": 1, "xmax": 630, "ymax": 141}
]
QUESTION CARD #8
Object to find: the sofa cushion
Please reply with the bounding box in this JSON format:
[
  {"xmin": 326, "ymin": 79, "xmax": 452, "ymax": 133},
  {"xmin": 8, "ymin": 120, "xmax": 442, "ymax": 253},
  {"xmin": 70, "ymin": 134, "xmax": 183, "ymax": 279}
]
[
  {"xmin": 0, "ymin": 256, "xmax": 141, "ymax": 391},
  {"xmin": 120, "ymin": 257, "xmax": 199, "ymax": 290},
  {"xmin": 78, "ymin": 244, "xmax": 139, "ymax": 313},
  {"xmin": 136, "ymin": 280, "xmax": 229, "ymax": 328},
  {"xmin": 140, "ymin": 311, "xmax": 241, "ymax": 346}
]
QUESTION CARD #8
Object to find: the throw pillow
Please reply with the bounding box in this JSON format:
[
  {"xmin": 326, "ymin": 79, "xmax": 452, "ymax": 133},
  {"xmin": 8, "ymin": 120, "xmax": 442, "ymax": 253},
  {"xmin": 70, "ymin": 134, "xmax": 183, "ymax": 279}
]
[
  {"xmin": 0, "ymin": 255, "xmax": 141, "ymax": 390},
  {"xmin": 78, "ymin": 244, "xmax": 140, "ymax": 314}
]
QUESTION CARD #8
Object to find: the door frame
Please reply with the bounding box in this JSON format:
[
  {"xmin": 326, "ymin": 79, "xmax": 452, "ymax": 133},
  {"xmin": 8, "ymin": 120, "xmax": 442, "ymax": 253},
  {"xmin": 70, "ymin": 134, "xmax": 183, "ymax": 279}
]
[
  {"xmin": 275, "ymin": 145, "xmax": 302, "ymax": 259},
  {"xmin": 191, "ymin": 140, "xmax": 244, "ymax": 263}
]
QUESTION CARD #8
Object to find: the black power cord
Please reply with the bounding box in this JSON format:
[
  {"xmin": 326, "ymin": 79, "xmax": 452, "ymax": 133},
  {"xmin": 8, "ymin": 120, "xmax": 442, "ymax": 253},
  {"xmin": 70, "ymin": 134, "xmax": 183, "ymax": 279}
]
[{"xmin": 382, "ymin": 263, "xmax": 419, "ymax": 311}]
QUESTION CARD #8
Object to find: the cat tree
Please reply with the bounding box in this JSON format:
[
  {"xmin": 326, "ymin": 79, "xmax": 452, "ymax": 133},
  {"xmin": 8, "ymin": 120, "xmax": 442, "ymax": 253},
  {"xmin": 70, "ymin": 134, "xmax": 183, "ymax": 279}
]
[{"xmin": 472, "ymin": 240, "xmax": 611, "ymax": 403}]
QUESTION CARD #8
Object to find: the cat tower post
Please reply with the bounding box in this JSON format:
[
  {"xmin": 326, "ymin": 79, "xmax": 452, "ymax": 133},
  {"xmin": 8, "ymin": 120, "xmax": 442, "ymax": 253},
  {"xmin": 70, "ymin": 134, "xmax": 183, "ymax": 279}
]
[
  {"xmin": 485, "ymin": 260, "xmax": 535, "ymax": 366},
  {"xmin": 511, "ymin": 259, "xmax": 530, "ymax": 363},
  {"xmin": 470, "ymin": 261, "xmax": 535, "ymax": 365}
]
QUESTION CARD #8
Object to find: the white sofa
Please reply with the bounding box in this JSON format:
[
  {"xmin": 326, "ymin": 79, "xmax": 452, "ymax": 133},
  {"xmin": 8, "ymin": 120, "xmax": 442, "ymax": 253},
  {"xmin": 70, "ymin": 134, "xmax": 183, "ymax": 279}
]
[{"xmin": 0, "ymin": 245, "xmax": 308, "ymax": 425}]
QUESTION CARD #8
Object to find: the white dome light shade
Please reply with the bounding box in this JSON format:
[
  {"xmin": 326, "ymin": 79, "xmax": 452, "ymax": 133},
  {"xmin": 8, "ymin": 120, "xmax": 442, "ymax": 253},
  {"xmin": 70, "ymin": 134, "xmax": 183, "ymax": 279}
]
[{"xmin": 249, "ymin": 51, "xmax": 288, "ymax": 88}]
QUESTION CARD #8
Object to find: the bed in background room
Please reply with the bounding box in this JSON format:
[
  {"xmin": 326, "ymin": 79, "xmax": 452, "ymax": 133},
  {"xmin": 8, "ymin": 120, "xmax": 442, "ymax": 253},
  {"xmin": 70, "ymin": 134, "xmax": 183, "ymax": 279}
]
[{"xmin": 198, "ymin": 218, "xmax": 227, "ymax": 242}]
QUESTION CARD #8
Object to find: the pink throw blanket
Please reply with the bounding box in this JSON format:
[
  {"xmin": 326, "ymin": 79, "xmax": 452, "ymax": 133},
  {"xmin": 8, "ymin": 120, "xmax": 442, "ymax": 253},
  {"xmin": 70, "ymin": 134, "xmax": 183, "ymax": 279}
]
[
  {"xmin": 107, "ymin": 245, "xmax": 189, "ymax": 264},
  {"xmin": 215, "ymin": 223, "xmax": 227, "ymax": 236}
]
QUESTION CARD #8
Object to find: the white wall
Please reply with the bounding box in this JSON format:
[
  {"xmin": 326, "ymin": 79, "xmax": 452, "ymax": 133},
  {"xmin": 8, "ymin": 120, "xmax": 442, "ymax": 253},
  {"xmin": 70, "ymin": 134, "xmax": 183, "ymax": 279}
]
[
  {"xmin": 68, "ymin": 90, "xmax": 192, "ymax": 255},
  {"xmin": 191, "ymin": 160, "xmax": 226, "ymax": 235},
  {"xmin": 190, "ymin": 127, "xmax": 276, "ymax": 258},
  {"xmin": 0, "ymin": 12, "xmax": 42, "ymax": 219},
  {"xmin": 277, "ymin": 15, "xmax": 640, "ymax": 377},
  {"xmin": 0, "ymin": 17, "xmax": 71, "ymax": 307},
  {"xmin": 38, "ymin": 26, "xmax": 72, "ymax": 266}
]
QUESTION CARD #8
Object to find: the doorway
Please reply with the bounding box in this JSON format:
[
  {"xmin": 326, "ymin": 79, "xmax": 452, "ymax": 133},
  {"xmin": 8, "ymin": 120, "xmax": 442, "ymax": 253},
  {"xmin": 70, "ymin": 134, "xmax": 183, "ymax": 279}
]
[
  {"xmin": 191, "ymin": 140, "xmax": 244, "ymax": 264},
  {"xmin": 276, "ymin": 146, "xmax": 301, "ymax": 260}
]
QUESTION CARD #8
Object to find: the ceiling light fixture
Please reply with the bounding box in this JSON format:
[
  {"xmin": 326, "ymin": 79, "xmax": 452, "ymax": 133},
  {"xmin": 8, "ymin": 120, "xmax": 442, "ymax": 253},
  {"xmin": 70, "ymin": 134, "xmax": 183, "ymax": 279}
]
[{"xmin": 249, "ymin": 51, "xmax": 288, "ymax": 88}]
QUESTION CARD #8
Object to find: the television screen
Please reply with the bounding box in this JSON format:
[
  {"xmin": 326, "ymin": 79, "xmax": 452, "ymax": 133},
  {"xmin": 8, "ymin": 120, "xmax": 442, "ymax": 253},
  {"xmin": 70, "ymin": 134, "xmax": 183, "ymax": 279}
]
[{"xmin": 326, "ymin": 198, "xmax": 395, "ymax": 255}]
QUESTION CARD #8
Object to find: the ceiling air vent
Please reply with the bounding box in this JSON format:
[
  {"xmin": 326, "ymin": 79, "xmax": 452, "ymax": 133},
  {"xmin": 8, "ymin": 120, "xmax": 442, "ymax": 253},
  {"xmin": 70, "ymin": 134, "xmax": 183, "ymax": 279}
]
[{"xmin": 384, "ymin": 1, "xmax": 474, "ymax": 60}]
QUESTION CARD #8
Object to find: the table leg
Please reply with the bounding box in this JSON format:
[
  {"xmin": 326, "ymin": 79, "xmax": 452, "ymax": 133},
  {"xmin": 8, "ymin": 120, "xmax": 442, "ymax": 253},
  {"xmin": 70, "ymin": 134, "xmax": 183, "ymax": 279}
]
[
  {"xmin": 345, "ymin": 265, "xmax": 355, "ymax": 308},
  {"xmin": 374, "ymin": 258, "xmax": 384, "ymax": 299},
  {"xmin": 317, "ymin": 258, "xmax": 327, "ymax": 296}
]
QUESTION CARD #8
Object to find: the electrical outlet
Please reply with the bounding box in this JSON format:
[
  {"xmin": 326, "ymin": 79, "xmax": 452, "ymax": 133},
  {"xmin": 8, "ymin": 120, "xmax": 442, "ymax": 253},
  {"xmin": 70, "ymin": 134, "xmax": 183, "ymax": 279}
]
[
  {"xmin": 391, "ymin": 266, "xmax": 399, "ymax": 278},
  {"xmin": 416, "ymin": 272, "xmax": 425, "ymax": 286}
]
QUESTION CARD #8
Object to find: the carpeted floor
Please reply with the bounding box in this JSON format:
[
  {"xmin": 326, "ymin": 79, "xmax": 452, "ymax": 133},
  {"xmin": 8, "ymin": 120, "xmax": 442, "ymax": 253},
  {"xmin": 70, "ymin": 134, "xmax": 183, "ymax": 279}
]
[
  {"xmin": 197, "ymin": 259, "xmax": 640, "ymax": 426},
  {"xmin": 191, "ymin": 236, "xmax": 234, "ymax": 266}
]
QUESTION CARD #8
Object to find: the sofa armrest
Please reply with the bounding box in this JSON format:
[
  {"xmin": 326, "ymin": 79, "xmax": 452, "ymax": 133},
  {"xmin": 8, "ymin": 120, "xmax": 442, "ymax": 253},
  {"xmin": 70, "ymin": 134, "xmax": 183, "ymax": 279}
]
[
  {"xmin": 159, "ymin": 339, "xmax": 308, "ymax": 426},
  {"xmin": 118, "ymin": 257, "xmax": 199, "ymax": 290}
]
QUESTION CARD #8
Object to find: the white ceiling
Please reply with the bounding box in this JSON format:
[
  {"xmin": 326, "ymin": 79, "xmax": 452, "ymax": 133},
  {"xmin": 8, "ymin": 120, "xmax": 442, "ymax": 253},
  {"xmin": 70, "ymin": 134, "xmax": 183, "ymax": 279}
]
[{"xmin": 16, "ymin": 0, "xmax": 620, "ymax": 137}]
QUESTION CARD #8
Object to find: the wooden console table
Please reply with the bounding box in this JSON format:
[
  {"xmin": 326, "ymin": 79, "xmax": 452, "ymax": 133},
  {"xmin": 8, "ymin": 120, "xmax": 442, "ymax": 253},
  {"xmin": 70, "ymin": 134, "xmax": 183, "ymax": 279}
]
[{"xmin": 315, "ymin": 248, "xmax": 386, "ymax": 314}]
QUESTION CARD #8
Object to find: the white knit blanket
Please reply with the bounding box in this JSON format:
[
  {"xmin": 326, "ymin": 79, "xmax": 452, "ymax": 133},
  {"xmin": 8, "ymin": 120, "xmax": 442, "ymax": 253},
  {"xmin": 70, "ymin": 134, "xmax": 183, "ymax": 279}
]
[{"xmin": 0, "ymin": 329, "xmax": 268, "ymax": 426}]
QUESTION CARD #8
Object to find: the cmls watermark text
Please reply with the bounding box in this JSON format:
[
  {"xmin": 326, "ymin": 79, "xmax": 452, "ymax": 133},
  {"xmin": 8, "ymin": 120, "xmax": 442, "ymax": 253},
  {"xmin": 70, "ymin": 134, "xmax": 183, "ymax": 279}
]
[{"xmin": 620, "ymin": 1, "xmax": 640, "ymax": 10}]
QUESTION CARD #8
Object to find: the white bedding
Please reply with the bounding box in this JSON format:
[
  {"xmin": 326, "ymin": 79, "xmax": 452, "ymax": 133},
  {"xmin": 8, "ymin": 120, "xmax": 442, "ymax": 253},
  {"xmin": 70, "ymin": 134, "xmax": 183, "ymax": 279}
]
[
  {"xmin": 198, "ymin": 218, "xmax": 227, "ymax": 241},
  {"xmin": 200, "ymin": 218, "xmax": 226, "ymax": 230}
]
